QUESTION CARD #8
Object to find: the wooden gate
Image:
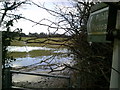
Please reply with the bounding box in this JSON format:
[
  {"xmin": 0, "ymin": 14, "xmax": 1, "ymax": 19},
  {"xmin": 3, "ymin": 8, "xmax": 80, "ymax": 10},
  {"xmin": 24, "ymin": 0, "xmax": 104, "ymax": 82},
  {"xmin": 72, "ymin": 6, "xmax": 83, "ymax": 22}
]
[{"xmin": 4, "ymin": 69, "xmax": 71, "ymax": 89}]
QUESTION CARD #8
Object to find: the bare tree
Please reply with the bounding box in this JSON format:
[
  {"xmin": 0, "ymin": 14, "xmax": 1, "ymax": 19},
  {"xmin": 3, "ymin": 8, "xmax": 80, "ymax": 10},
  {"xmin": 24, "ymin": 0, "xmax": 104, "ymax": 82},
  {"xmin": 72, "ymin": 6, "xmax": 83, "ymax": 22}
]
[
  {"xmin": 14, "ymin": 0, "xmax": 113, "ymax": 88},
  {"xmin": 0, "ymin": 0, "xmax": 28, "ymax": 88}
]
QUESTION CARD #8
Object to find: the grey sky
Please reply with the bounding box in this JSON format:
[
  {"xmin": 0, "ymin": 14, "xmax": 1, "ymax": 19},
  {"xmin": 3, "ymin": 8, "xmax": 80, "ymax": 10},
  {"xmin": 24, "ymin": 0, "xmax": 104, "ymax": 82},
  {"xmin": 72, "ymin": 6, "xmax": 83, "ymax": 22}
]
[{"xmin": 12, "ymin": 0, "xmax": 74, "ymax": 35}]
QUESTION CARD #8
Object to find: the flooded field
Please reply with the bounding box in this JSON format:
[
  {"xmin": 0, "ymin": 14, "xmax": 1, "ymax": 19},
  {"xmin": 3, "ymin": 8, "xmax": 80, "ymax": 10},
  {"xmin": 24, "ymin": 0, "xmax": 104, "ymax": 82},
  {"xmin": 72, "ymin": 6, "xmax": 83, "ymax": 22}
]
[
  {"xmin": 7, "ymin": 46, "xmax": 73, "ymax": 85},
  {"xmin": 8, "ymin": 46, "xmax": 73, "ymax": 68}
]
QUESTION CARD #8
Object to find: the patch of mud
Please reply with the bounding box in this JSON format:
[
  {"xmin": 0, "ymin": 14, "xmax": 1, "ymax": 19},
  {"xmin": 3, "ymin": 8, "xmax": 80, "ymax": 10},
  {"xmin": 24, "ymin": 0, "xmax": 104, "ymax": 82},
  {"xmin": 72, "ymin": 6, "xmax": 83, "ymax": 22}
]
[{"xmin": 12, "ymin": 76, "xmax": 69, "ymax": 88}]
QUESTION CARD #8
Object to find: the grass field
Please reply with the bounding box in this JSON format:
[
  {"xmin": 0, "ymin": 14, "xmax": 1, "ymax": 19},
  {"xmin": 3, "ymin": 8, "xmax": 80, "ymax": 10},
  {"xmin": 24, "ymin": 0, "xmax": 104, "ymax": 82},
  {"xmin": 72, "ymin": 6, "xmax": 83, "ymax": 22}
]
[
  {"xmin": 9, "ymin": 50, "xmax": 67, "ymax": 58},
  {"xmin": 11, "ymin": 37, "xmax": 69, "ymax": 48}
]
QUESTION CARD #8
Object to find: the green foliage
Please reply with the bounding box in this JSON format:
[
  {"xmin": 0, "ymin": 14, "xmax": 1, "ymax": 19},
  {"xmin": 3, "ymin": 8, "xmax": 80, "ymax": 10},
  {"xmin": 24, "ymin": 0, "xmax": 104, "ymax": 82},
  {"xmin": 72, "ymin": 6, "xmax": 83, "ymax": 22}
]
[{"xmin": 2, "ymin": 30, "xmax": 20, "ymax": 67}]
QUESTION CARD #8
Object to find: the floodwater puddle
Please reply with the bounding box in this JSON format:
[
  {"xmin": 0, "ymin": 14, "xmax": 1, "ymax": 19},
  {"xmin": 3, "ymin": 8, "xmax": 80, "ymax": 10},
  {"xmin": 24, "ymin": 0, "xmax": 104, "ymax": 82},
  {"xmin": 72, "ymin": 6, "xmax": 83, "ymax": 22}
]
[
  {"xmin": 7, "ymin": 46, "xmax": 56, "ymax": 52},
  {"xmin": 8, "ymin": 46, "xmax": 69, "ymax": 53}
]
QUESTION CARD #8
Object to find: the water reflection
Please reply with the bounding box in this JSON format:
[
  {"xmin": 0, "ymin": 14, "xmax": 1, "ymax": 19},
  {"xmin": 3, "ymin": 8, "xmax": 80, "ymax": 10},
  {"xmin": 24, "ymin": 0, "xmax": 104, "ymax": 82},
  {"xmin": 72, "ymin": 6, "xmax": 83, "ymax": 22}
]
[
  {"xmin": 8, "ymin": 46, "xmax": 73, "ymax": 68},
  {"xmin": 8, "ymin": 46, "xmax": 69, "ymax": 53},
  {"xmin": 11, "ymin": 56, "xmax": 73, "ymax": 67},
  {"xmin": 8, "ymin": 46, "xmax": 73, "ymax": 82},
  {"xmin": 7, "ymin": 46, "xmax": 55, "ymax": 52}
]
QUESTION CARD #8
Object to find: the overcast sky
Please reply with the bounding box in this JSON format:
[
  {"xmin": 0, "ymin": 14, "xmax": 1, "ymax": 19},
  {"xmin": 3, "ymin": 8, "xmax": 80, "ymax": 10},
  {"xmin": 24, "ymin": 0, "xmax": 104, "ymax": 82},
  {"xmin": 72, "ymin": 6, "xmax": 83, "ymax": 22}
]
[{"xmin": 12, "ymin": 0, "xmax": 74, "ymax": 35}]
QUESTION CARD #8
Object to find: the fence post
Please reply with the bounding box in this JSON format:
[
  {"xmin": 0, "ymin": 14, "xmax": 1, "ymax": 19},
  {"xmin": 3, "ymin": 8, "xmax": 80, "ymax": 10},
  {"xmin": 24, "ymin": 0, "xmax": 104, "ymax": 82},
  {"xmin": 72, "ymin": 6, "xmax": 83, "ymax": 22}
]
[
  {"xmin": 68, "ymin": 77, "xmax": 70, "ymax": 88},
  {"xmin": 68, "ymin": 75, "xmax": 72, "ymax": 88},
  {"xmin": 110, "ymin": 10, "xmax": 120, "ymax": 88},
  {"xmin": 0, "ymin": 31, "xmax": 2, "ymax": 90},
  {"xmin": 77, "ymin": 76, "xmax": 80, "ymax": 88},
  {"xmin": 4, "ymin": 68, "xmax": 12, "ymax": 89}
]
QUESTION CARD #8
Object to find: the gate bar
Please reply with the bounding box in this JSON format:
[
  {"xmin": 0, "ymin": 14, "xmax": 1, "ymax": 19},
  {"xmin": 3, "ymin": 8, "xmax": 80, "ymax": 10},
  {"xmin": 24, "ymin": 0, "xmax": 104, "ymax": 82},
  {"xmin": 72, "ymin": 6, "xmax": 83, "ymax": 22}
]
[{"xmin": 10, "ymin": 70, "xmax": 70, "ymax": 79}]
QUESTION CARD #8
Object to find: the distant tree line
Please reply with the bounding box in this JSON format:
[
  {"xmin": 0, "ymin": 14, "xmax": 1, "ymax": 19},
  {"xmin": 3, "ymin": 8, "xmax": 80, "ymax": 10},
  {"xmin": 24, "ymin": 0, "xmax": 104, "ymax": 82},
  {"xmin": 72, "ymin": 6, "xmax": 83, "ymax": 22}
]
[{"xmin": 19, "ymin": 32, "xmax": 69, "ymax": 38}]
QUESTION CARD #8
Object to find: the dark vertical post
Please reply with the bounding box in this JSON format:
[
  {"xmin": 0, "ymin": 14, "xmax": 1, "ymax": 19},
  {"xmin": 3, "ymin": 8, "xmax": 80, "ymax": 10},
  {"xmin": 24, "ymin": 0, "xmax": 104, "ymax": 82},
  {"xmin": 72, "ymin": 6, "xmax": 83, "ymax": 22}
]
[
  {"xmin": 110, "ymin": 10, "xmax": 120, "ymax": 88},
  {"xmin": 0, "ymin": 31, "xmax": 2, "ymax": 90},
  {"xmin": 4, "ymin": 68, "xmax": 12, "ymax": 89},
  {"xmin": 68, "ymin": 76, "xmax": 72, "ymax": 88}
]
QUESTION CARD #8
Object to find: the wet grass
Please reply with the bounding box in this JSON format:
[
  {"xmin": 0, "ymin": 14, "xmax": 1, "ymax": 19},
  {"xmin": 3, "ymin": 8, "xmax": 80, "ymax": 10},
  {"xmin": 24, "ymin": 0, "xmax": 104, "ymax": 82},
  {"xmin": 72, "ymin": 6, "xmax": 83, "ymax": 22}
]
[
  {"xmin": 11, "ymin": 37, "xmax": 69, "ymax": 48},
  {"xmin": 8, "ymin": 50, "xmax": 65, "ymax": 58},
  {"xmin": 9, "ymin": 52, "xmax": 27, "ymax": 58},
  {"xmin": 29, "ymin": 50, "xmax": 54, "ymax": 57},
  {"xmin": 11, "ymin": 40, "xmax": 45, "ymax": 47}
]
